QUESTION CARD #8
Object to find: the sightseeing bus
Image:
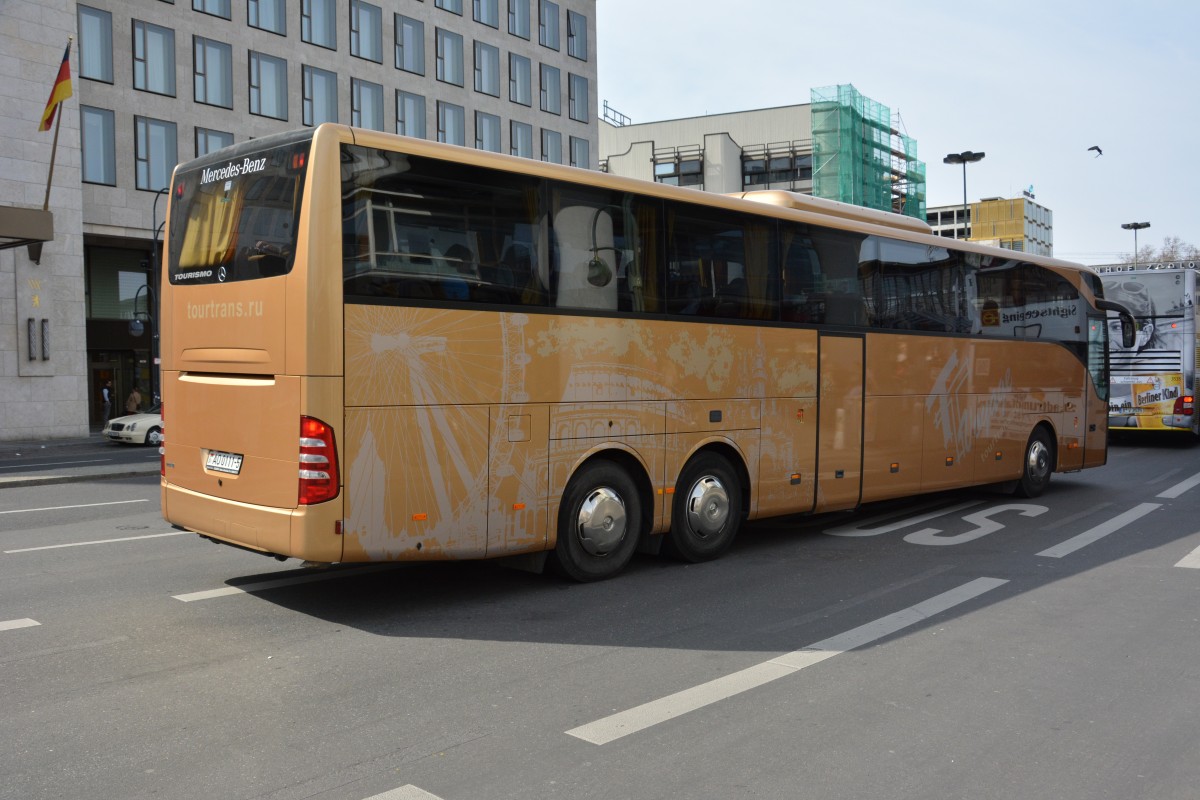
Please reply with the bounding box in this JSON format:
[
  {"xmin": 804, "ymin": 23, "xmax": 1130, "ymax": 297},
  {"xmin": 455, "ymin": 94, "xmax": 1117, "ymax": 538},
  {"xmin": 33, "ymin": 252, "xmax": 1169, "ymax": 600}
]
[
  {"xmin": 1097, "ymin": 263, "xmax": 1198, "ymax": 435},
  {"xmin": 159, "ymin": 124, "xmax": 1134, "ymax": 581}
]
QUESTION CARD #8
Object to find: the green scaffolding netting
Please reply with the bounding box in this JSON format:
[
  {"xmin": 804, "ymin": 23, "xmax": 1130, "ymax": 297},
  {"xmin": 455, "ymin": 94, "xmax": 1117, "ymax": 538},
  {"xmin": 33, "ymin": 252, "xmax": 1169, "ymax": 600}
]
[{"xmin": 811, "ymin": 85, "xmax": 926, "ymax": 220}]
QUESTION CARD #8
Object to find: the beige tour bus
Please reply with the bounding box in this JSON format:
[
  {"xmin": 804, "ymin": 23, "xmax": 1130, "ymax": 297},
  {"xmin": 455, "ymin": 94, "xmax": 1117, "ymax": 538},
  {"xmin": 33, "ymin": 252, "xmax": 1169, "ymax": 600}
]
[{"xmin": 160, "ymin": 124, "xmax": 1134, "ymax": 581}]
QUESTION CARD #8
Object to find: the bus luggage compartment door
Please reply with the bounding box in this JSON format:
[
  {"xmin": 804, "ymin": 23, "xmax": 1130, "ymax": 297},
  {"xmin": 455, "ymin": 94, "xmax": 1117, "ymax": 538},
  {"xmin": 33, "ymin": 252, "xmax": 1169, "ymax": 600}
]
[{"xmin": 814, "ymin": 334, "xmax": 864, "ymax": 513}]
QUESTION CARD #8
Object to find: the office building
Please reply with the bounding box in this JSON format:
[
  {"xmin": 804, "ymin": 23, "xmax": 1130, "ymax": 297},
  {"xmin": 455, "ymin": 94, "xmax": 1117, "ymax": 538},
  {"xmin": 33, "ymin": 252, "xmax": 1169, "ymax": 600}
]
[
  {"xmin": 927, "ymin": 192, "xmax": 1054, "ymax": 256},
  {"xmin": 1, "ymin": 0, "xmax": 596, "ymax": 439},
  {"xmin": 600, "ymin": 85, "xmax": 927, "ymax": 221}
]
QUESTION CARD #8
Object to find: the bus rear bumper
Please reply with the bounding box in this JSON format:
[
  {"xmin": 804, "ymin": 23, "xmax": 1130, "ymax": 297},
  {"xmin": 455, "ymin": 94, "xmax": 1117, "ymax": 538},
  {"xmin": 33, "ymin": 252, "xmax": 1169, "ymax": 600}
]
[{"xmin": 162, "ymin": 482, "xmax": 343, "ymax": 562}]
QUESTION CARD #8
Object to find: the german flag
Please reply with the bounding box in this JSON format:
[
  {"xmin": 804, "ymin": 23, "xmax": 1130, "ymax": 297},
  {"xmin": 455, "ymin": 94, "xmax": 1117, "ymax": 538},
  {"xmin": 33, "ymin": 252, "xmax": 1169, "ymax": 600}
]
[{"xmin": 39, "ymin": 43, "xmax": 73, "ymax": 133}]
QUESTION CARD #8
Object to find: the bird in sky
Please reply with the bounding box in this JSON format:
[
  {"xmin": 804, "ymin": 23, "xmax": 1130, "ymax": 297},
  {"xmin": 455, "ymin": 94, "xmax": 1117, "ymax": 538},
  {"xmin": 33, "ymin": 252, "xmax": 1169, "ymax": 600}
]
[{"xmin": 1088, "ymin": 145, "xmax": 1103, "ymax": 157}]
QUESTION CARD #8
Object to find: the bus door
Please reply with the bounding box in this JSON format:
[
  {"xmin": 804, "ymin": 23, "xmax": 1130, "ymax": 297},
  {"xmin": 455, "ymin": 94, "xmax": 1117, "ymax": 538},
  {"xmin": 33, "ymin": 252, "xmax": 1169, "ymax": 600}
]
[{"xmin": 815, "ymin": 334, "xmax": 864, "ymax": 513}]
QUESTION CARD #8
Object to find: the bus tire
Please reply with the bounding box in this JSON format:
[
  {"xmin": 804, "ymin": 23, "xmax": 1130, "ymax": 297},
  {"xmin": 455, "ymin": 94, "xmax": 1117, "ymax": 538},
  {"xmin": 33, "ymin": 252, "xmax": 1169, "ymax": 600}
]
[
  {"xmin": 551, "ymin": 460, "xmax": 642, "ymax": 582},
  {"xmin": 664, "ymin": 452, "xmax": 743, "ymax": 563},
  {"xmin": 1015, "ymin": 427, "xmax": 1054, "ymax": 498}
]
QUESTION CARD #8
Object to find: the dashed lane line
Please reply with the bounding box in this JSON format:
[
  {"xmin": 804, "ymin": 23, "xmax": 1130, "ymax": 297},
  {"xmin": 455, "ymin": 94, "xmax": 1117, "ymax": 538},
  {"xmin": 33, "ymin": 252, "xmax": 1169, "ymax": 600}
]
[
  {"xmin": 5, "ymin": 531, "xmax": 188, "ymax": 553},
  {"xmin": 0, "ymin": 618, "xmax": 40, "ymax": 632},
  {"xmin": 173, "ymin": 563, "xmax": 400, "ymax": 602},
  {"xmin": 1036, "ymin": 503, "xmax": 1161, "ymax": 559},
  {"xmin": 565, "ymin": 576, "xmax": 1008, "ymax": 746}
]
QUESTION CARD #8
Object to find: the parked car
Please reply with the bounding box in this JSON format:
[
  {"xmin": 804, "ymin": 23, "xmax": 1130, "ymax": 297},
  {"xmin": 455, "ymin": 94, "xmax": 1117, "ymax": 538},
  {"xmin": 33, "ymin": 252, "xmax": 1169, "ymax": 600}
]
[{"xmin": 102, "ymin": 404, "xmax": 163, "ymax": 446}]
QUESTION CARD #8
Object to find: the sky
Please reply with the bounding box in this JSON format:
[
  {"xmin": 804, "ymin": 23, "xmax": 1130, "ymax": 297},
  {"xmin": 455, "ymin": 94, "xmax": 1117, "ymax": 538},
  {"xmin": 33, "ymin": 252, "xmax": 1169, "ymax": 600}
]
[{"xmin": 596, "ymin": 1, "xmax": 1198, "ymax": 266}]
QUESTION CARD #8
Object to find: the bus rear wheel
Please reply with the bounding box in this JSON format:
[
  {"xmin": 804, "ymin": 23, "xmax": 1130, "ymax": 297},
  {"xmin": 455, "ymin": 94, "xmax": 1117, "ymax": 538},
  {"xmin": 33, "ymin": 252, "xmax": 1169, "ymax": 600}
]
[
  {"xmin": 1015, "ymin": 427, "xmax": 1054, "ymax": 498},
  {"xmin": 664, "ymin": 453, "xmax": 743, "ymax": 563},
  {"xmin": 551, "ymin": 460, "xmax": 642, "ymax": 582}
]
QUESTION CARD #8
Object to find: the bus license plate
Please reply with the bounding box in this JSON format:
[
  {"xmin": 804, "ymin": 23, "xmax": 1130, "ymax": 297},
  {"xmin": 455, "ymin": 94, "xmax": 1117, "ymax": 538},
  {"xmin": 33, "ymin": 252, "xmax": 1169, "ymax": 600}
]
[{"xmin": 205, "ymin": 450, "xmax": 244, "ymax": 475}]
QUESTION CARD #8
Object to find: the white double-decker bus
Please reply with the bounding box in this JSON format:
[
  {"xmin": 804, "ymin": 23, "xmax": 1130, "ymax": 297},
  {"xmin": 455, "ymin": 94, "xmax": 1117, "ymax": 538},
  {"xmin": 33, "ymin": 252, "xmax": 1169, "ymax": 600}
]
[{"xmin": 1097, "ymin": 263, "xmax": 1198, "ymax": 435}]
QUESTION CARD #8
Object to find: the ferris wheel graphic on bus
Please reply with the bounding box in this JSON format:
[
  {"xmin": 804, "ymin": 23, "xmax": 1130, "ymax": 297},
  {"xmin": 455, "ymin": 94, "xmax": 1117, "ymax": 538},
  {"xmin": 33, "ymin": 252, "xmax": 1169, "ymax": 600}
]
[{"xmin": 341, "ymin": 305, "xmax": 533, "ymax": 560}]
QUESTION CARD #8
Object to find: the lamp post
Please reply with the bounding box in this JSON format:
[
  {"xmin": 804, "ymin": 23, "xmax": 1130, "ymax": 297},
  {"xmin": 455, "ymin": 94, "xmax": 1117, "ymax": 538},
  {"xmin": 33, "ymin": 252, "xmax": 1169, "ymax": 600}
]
[
  {"xmin": 1121, "ymin": 221, "xmax": 1150, "ymax": 269},
  {"xmin": 943, "ymin": 150, "xmax": 985, "ymax": 240},
  {"xmin": 128, "ymin": 283, "xmax": 156, "ymax": 405}
]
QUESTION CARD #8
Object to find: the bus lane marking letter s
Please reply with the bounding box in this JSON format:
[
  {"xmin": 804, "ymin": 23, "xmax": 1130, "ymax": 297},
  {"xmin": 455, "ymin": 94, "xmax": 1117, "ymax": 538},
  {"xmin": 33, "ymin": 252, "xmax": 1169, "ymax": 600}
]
[{"xmin": 904, "ymin": 503, "xmax": 1048, "ymax": 546}]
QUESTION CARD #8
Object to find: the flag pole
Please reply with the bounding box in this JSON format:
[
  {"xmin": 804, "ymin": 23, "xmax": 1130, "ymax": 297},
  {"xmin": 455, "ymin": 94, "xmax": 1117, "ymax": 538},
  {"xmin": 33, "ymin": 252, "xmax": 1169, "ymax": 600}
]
[{"xmin": 42, "ymin": 35, "xmax": 73, "ymax": 212}]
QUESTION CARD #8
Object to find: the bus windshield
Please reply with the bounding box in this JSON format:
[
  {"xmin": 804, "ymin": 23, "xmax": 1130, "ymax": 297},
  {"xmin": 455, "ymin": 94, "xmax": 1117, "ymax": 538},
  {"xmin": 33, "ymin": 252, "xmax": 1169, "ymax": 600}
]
[{"xmin": 167, "ymin": 138, "xmax": 310, "ymax": 285}]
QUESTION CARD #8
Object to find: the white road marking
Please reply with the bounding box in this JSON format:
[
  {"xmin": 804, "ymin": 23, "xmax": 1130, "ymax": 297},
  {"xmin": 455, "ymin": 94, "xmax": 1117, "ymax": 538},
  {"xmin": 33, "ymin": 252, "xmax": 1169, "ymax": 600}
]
[
  {"xmin": 0, "ymin": 618, "xmax": 41, "ymax": 632},
  {"xmin": 4, "ymin": 531, "xmax": 188, "ymax": 553},
  {"xmin": 173, "ymin": 563, "xmax": 399, "ymax": 602},
  {"xmin": 1157, "ymin": 470, "xmax": 1200, "ymax": 500},
  {"xmin": 565, "ymin": 577, "xmax": 1008, "ymax": 745},
  {"xmin": 1036, "ymin": 503, "xmax": 1161, "ymax": 559},
  {"xmin": 1175, "ymin": 544, "xmax": 1200, "ymax": 569},
  {"xmin": 0, "ymin": 499, "xmax": 149, "ymax": 515},
  {"xmin": 364, "ymin": 786, "xmax": 446, "ymax": 800},
  {"xmin": 824, "ymin": 500, "xmax": 984, "ymax": 537}
]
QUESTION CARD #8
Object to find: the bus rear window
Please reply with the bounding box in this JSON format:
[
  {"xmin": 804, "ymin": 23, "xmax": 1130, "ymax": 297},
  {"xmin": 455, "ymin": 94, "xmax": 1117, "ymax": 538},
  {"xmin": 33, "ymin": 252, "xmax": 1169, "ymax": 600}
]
[{"xmin": 167, "ymin": 141, "xmax": 309, "ymax": 285}]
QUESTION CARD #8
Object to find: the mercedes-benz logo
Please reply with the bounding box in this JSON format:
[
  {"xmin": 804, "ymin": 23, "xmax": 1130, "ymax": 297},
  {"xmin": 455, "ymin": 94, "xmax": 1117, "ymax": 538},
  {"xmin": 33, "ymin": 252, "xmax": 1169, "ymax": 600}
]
[{"xmin": 218, "ymin": 266, "xmax": 227, "ymax": 282}]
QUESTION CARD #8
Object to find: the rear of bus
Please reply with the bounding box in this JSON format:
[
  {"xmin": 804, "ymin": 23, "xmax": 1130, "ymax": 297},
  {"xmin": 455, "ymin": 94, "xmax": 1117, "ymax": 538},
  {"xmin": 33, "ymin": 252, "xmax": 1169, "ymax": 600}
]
[
  {"xmin": 160, "ymin": 126, "xmax": 347, "ymax": 561},
  {"xmin": 1100, "ymin": 268, "xmax": 1198, "ymax": 434}
]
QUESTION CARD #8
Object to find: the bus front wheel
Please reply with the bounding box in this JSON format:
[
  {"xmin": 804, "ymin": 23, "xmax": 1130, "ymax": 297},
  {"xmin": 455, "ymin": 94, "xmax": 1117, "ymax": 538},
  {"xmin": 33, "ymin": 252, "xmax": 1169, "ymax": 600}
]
[
  {"xmin": 551, "ymin": 460, "xmax": 642, "ymax": 582},
  {"xmin": 1015, "ymin": 427, "xmax": 1054, "ymax": 498},
  {"xmin": 665, "ymin": 452, "xmax": 743, "ymax": 563}
]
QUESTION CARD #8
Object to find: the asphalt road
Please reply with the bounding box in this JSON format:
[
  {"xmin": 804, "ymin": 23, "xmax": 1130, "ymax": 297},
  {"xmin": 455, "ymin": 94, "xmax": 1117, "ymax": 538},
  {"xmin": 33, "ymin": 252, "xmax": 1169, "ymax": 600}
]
[{"xmin": 1, "ymin": 435, "xmax": 1199, "ymax": 800}]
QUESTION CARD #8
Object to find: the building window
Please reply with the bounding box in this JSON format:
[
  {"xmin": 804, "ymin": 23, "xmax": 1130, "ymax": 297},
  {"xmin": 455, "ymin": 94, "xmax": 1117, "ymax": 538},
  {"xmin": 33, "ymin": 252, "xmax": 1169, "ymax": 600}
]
[
  {"xmin": 350, "ymin": 0, "xmax": 382, "ymax": 62},
  {"xmin": 658, "ymin": 158, "xmax": 703, "ymax": 187},
  {"xmin": 539, "ymin": 63, "xmax": 560, "ymax": 114},
  {"xmin": 437, "ymin": 101, "xmax": 465, "ymax": 145},
  {"xmin": 302, "ymin": 65, "xmax": 338, "ymax": 126},
  {"xmin": 568, "ymin": 73, "xmax": 588, "ymax": 122},
  {"xmin": 249, "ymin": 51, "xmax": 288, "ymax": 119},
  {"xmin": 194, "ymin": 37, "xmax": 233, "ymax": 108},
  {"xmin": 396, "ymin": 90, "xmax": 426, "ymax": 138},
  {"xmin": 248, "ymin": 0, "xmax": 285, "ymax": 34},
  {"xmin": 569, "ymin": 135, "xmax": 589, "ymax": 169},
  {"xmin": 434, "ymin": 0, "xmax": 462, "ymax": 14},
  {"xmin": 133, "ymin": 20, "xmax": 175, "ymax": 96},
  {"xmin": 192, "ymin": 0, "xmax": 230, "ymax": 19},
  {"xmin": 81, "ymin": 106, "xmax": 115, "ymax": 185},
  {"xmin": 302, "ymin": 0, "xmax": 336, "ymax": 49},
  {"xmin": 539, "ymin": 0, "xmax": 559, "ymax": 49},
  {"xmin": 78, "ymin": 6, "xmax": 113, "ymax": 83},
  {"xmin": 196, "ymin": 127, "xmax": 233, "ymax": 156},
  {"xmin": 436, "ymin": 28, "xmax": 463, "ymax": 86},
  {"xmin": 352, "ymin": 78, "xmax": 384, "ymax": 130},
  {"xmin": 473, "ymin": 0, "xmax": 499, "ymax": 27},
  {"xmin": 541, "ymin": 128, "xmax": 561, "ymax": 164},
  {"xmin": 508, "ymin": 0, "xmax": 529, "ymax": 38},
  {"xmin": 395, "ymin": 15, "xmax": 424, "ymax": 75},
  {"xmin": 476, "ymin": 111, "xmax": 501, "ymax": 152},
  {"xmin": 511, "ymin": 120, "xmax": 532, "ymax": 158},
  {"xmin": 567, "ymin": 10, "xmax": 586, "ymax": 60},
  {"xmin": 474, "ymin": 42, "xmax": 500, "ymax": 96},
  {"xmin": 135, "ymin": 116, "xmax": 178, "ymax": 191},
  {"xmin": 508, "ymin": 53, "xmax": 531, "ymax": 106}
]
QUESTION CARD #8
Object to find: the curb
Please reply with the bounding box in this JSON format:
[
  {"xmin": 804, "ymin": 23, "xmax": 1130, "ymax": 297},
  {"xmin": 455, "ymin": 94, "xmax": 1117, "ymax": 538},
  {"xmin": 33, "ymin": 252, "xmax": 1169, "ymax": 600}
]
[{"xmin": 0, "ymin": 465, "xmax": 161, "ymax": 489}]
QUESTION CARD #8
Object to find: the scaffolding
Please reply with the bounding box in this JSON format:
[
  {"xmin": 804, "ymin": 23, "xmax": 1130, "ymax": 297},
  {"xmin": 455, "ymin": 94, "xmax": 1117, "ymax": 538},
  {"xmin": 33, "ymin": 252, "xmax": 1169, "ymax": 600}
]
[{"xmin": 810, "ymin": 85, "xmax": 926, "ymax": 221}]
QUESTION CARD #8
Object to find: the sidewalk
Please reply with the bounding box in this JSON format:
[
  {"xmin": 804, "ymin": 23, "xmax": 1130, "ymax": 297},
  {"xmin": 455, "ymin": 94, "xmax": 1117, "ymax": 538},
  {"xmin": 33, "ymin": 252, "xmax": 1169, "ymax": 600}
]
[{"xmin": 0, "ymin": 431, "xmax": 161, "ymax": 488}]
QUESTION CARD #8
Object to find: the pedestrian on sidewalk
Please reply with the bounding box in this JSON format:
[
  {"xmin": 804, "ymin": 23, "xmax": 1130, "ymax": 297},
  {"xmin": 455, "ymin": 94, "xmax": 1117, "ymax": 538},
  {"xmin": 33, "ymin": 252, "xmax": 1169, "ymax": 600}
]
[
  {"xmin": 101, "ymin": 380, "xmax": 114, "ymax": 425},
  {"xmin": 126, "ymin": 385, "xmax": 142, "ymax": 414}
]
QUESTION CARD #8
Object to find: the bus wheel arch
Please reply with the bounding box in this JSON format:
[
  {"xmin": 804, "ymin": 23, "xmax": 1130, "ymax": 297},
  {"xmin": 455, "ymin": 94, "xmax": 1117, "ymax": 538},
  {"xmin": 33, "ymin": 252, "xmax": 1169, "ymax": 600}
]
[
  {"xmin": 550, "ymin": 451, "xmax": 651, "ymax": 582},
  {"xmin": 664, "ymin": 444, "xmax": 749, "ymax": 563},
  {"xmin": 1015, "ymin": 423, "xmax": 1056, "ymax": 498}
]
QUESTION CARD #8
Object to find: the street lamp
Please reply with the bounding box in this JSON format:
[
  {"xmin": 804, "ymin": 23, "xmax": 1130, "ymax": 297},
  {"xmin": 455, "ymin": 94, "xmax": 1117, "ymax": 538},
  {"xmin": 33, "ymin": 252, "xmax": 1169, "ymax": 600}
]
[
  {"xmin": 128, "ymin": 283, "xmax": 157, "ymax": 405},
  {"xmin": 1121, "ymin": 221, "xmax": 1150, "ymax": 269},
  {"xmin": 943, "ymin": 150, "xmax": 986, "ymax": 240}
]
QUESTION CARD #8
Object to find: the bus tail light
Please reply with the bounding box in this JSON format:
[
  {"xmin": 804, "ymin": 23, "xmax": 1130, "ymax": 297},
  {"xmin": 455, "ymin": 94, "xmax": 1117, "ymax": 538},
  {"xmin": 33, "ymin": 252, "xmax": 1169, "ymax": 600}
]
[
  {"xmin": 1174, "ymin": 396, "xmax": 1194, "ymax": 417},
  {"xmin": 299, "ymin": 416, "xmax": 339, "ymax": 505}
]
